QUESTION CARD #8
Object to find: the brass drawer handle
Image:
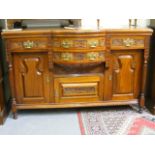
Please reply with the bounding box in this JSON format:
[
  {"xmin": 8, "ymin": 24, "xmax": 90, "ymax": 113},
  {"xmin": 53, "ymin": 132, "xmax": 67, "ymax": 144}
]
[
  {"xmin": 61, "ymin": 53, "xmax": 73, "ymax": 61},
  {"xmin": 23, "ymin": 40, "xmax": 34, "ymax": 49},
  {"xmin": 61, "ymin": 41, "xmax": 72, "ymax": 48},
  {"xmin": 123, "ymin": 38, "xmax": 135, "ymax": 47},
  {"xmin": 88, "ymin": 41, "xmax": 99, "ymax": 48},
  {"xmin": 87, "ymin": 52, "xmax": 99, "ymax": 61}
]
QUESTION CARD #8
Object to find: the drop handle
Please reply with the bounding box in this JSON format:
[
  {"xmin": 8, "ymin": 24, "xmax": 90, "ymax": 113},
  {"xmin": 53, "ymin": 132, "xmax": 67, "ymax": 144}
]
[
  {"xmin": 86, "ymin": 52, "xmax": 99, "ymax": 61},
  {"xmin": 123, "ymin": 38, "xmax": 135, "ymax": 47},
  {"xmin": 89, "ymin": 41, "xmax": 98, "ymax": 48},
  {"xmin": 61, "ymin": 41, "xmax": 72, "ymax": 48},
  {"xmin": 23, "ymin": 40, "xmax": 34, "ymax": 49}
]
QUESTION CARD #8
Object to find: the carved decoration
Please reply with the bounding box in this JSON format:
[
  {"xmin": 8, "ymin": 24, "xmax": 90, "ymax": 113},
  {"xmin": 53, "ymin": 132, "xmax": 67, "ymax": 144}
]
[
  {"xmin": 74, "ymin": 40, "xmax": 87, "ymax": 48},
  {"xmin": 74, "ymin": 53, "xmax": 85, "ymax": 60},
  {"xmin": 99, "ymin": 39, "xmax": 105, "ymax": 46},
  {"xmin": 104, "ymin": 52, "xmax": 111, "ymax": 68},
  {"xmin": 53, "ymin": 52, "xmax": 105, "ymax": 62},
  {"xmin": 144, "ymin": 37, "xmax": 150, "ymax": 65},
  {"xmin": 144, "ymin": 49, "xmax": 149, "ymax": 64},
  {"xmin": 9, "ymin": 40, "xmax": 48, "ymax": 49},
  {"xmin": 63, "ymin": 86, "xmax": 96, "ymax": 96},
  {"xmin": 48, "ymin": 52, "xmax": 53, "ymax": 71},
  {"xmin": 52, "ymin": 39, "xmax": 105, "ymax": 48},
  {"xmin": 52, "ymin": 40, "xmax": 60, "ymax": 47},
  {"xmin": 112, "ymin": 38, "xmax": 144, "ymax": 47},
  {"xmin": 135, "ymin": 39, "xmax": 144, "ymax": 46},
  {"xmin": 6, "ymin": 52, "xmax": 12, "ymax": 69}
]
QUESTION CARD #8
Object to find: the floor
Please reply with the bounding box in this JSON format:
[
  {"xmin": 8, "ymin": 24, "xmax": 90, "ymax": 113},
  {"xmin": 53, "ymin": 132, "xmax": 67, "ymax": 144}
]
[
  {"xmin": 1, "ymin": 106, "xmax": 155, "ymax": 135},
  {"xmin": 0, "ymin": 109, "xmax": 81, "ymax": 135}
]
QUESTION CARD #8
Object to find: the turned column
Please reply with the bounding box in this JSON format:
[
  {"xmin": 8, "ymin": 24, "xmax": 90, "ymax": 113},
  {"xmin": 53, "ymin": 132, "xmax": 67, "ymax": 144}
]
[
  {"xmin": 139, "ymin": 36, "xmax": 150, "ymax": 111},
  {"xmin": 7, "ymin": 51, "xmax": 17, "ymax": 119}
]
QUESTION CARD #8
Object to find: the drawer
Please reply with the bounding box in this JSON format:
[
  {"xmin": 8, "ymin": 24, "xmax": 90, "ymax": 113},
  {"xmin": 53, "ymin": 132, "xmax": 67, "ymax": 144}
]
[
  {"xmin": 52, "ymin": 37, "xmax": 105, "ymax": 51},
  {"xmin": 6, "ymin": 38, "xmax": 49, "ymax": 51},
  {"xmin": 54, "ymin": 75, "xmax": 104, "ymax": 103},
  {"xmin": 110, "ymin": 37, "xmax": 145, "ymax": 49},
  {"xmin": 53, "ymin": 51, "xmax": 106, "ymax": 64}
]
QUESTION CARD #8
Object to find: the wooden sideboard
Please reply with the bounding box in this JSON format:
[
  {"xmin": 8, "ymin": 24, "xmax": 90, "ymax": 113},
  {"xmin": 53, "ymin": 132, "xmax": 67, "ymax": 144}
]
[{"xmin": 2, "ymin": 28, "xmax": 152, "ymax": 119}]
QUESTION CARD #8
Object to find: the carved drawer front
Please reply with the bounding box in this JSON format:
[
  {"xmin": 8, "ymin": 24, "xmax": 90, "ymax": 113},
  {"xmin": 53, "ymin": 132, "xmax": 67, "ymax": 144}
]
[
  {"xmin": 52, "ymin": 37, "xmax": 105, "ymax": 51},
  {"xmin": 111, "ymin": 37, "xmax": 145, "ymax": 49},
  {"xmin": 7, "ymin": 38, "xmax": 49, "ymax": 51},
  {"xmin": 53, "ymin": 51, "xmax": 105, "ymax": 64},
  {"xmin": 54, "ymin": 75, "xmax": 104, "ymax": 103}
]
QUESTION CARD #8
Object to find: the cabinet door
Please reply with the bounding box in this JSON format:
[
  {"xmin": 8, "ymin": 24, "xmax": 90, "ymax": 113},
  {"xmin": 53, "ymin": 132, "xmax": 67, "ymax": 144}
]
[
  {"xmin": 13, "ymin": 53, "xmax": 50, "ymax": 104},
  {"xmin": 112, "ymin": 51, "xmax": 143, "ymax": 100}
]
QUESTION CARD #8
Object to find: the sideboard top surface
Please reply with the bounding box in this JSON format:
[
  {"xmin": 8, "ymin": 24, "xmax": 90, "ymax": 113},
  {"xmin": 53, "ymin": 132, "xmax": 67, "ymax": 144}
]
[{"xmin": 1, "ymin": 28, "xmax": 153, "ymax": 38}]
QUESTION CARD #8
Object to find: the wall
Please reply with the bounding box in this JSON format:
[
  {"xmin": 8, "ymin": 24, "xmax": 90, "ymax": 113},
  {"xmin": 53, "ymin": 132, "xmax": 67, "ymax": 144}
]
[
  {"xmin": 150, "ymin": 19, "xmax": 155, "ymax": 26},
  {"xmin": 81, "ymin": 19, "xmax": 150, "ymax": 29}
]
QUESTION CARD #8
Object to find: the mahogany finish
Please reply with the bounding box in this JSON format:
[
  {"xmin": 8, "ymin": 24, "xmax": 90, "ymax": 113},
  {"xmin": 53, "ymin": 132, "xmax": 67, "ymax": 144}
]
[{"xmin": 2, "ymin": 28, "xmax": 152, "ymax": 118}]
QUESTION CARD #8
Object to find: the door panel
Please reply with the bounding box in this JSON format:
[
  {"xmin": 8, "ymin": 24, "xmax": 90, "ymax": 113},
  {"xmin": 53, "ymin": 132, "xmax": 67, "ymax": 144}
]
[
  {"xmin": 13, "ymin": 53, "xmax": 50, "ymax": 104},
  {"xmin": 112, "ymin": 51, "xmax": 143, "ymax": 100}
]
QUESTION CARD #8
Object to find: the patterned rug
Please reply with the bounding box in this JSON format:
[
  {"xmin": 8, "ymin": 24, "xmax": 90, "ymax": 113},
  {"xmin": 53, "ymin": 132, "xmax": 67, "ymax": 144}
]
[{"xmin": 77, "ymin": 105, "xmax": 155, "ymax": 135}]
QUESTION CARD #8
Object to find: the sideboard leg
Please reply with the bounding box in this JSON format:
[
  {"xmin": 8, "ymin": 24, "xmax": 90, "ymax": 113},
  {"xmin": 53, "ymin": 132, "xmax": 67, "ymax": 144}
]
[
  {"xmin": 13, "ymin": 112, "xmax": 18, "ymax": 119},
  {"xmin": 139, "ymin": 94, "xmax": 145, "ymax": 114},
  {"xmin": 12, "ymin": 98, "xmax": 18, "ymax": 119},
  {"xmin": 138, "ymin": 104, "xmax": 143, "ymax": 114}
]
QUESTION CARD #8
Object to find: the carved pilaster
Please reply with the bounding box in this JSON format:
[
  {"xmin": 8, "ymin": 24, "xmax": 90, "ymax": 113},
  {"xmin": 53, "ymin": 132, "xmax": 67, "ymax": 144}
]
[
  {"xmin": 139, "ymin": 36, "xmax": 150, "ymax": 107},
  {"xmin": 48, "ymin": 51, "xmax": 53, "ymax": 71},
  {"xmin": 105, "ymin": 34, "xmax": 111, "ymax": 68},
  {"xmin": 104, "ymin": 34, "xmax": 113, "ymax": 100},
  {"xmin": 7, "ymin": 51, "xmax": 15, "ymax": 97},
  {"xmin": 7, "ymin": 51, "xmax": 18, "ymax": 118}
]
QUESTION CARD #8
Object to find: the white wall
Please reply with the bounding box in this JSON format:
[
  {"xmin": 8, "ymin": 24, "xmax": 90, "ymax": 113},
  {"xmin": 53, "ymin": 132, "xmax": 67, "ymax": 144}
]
[{"xmin": 81, "ymin": 19, "xmax": 150, "ymax": 29}]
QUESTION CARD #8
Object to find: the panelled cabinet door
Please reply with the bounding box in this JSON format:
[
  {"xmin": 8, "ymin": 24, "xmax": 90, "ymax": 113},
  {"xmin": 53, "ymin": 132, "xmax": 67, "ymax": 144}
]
[
  {"xmin": 13, "ymin": 53, "xmax": 50, "ymax": 104},
  {"xmin": 111, "ymin": 51, "xmax": 143, "ymax": 100}
]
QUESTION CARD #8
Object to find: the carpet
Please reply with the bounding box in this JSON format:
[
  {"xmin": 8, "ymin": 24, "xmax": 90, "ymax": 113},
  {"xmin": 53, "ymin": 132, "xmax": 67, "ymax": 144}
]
[{"xmin": 78, "ymin": 105, "xmax": 155, "ymax": 135}]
